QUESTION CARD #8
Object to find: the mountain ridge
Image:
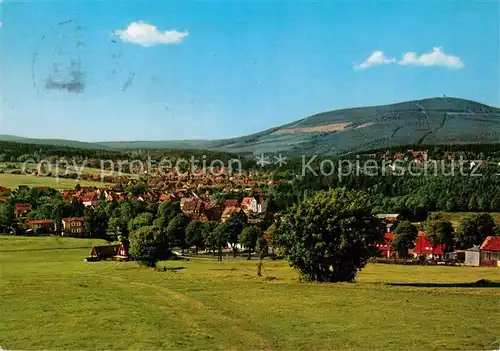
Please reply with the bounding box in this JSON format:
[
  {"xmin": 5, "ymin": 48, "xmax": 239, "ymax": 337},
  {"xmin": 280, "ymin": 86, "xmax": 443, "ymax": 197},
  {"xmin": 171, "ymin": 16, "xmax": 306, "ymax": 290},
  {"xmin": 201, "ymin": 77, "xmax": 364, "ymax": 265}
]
[{"xmin": 2, "ymin": 97, "xmax": 499, "ymax": 155}]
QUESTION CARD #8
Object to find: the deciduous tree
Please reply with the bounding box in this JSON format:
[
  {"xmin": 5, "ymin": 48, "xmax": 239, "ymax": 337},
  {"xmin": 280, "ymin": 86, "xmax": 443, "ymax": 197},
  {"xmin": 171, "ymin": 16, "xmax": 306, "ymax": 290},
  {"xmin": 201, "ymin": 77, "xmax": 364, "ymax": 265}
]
[
  {"xmin": 186, "ymin": 220, "xmax": 204, "ymax": 253},
  {"xmin": 129, "ymin": 225, "xmax": 172, "ymax": 267},
  {"xmin": 166, "ymin": 213, "xmax": 189, "ymax": 253},
  {"xmin": 424, "ymin": 214, "xmax": 455, "ymax": 255},
  {"xmin": 391, "ymin": 221, "xmax": 418, "ymax": 258},
  {"xmin": 273, "ymin": 188, "xmax": 382, "ymax": 282},
  {"xmin": 455, "ymin": 213, "xmax": 497, "ymax": 249},
  {"xmin": 239, "ymin": 225, "xmax": 261, "ymax": 260}
]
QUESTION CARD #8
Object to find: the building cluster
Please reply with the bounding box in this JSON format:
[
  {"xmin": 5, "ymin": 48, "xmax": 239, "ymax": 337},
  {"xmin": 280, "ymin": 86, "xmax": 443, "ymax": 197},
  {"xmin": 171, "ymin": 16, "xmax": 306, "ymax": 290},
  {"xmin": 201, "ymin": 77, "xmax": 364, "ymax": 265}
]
[
  {"xmin": 178, "ymin": 187, "xmax": 265, "ymax": 222},
  {"xmin": 375, "ymin": 213, "xmax": 500, "ymax": 267},
  {"xmin": 2, "ymin": 183, "xmax": 267, "ymax": 237}
]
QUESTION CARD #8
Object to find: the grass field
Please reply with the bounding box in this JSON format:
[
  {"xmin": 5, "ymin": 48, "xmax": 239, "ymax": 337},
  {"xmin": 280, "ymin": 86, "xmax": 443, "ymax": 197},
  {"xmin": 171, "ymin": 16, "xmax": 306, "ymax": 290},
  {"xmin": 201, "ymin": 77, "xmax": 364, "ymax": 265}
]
[
  {"xmin": 1, "ymin": 162, "xmax": 139, "ymax": 178},
  {"xmin": 0, "ymin": 174, "xmax": 112, "ymax": 190},
  {"xmin": 1, "ymin": 236, "xmax": 499, "ymax": 350}
]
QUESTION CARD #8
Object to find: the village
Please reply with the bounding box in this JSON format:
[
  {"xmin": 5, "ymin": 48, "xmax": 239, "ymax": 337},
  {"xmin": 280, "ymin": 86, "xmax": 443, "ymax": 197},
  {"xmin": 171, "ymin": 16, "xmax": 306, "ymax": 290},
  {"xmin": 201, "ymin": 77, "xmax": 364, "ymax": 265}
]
[{"xmin": 1, "ymin": 178, "xmax": 499, "ymax": 268}]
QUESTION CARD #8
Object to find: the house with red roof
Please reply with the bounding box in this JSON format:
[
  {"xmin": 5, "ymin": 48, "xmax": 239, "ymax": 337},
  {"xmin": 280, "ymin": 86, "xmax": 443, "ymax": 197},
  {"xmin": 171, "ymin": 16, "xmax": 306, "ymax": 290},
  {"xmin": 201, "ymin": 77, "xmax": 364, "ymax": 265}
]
[
  {"xmin": 479, "ymin": 236, "xmax": 500, "ymax": 267},
  {"xmin": 375, "ymin": 233, "xmax": 395, "ymax": 258},
  {"xmin": 27, "ymin": 219, "xmax": 55, "ymax": 233},
  {"xmin": 159, "ymin": 193, "xmax": 170, "ymax": 202},
  {"xmin": 224, "ymin": 199, "xmax": 239, "ymax": 208},
  {"xmin": 15, "ymin": 203, "xmax": 32, "ymax": 218},
  {"xmin": 410, "ymin": 231, "xmax": 446, "ymax": 259},
  {"xmin": 80, "ymin": 193, "xmax": 98, "ymax": 207},
  {"xmin": 221, "ymin": 206, "xmax": 243, "ymax": 222},
  {"xmin": 181, "ymin": 198, "xmax": 205, "ymax": 219},
  {"xmin": 59, "ymin": 189, "xmax": 76, "ymax": 202},
  {"xmin": 241, "ymin": 197, "xmax": 258, "ymax": 214}
]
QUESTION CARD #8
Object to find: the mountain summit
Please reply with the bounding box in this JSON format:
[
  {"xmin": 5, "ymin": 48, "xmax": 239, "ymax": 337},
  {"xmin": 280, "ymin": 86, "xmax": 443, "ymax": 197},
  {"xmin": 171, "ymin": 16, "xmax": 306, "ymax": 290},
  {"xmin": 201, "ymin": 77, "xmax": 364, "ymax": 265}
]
[{"xmin": 199, "ymin": 97, "xmax": 500, "ymax": 155}]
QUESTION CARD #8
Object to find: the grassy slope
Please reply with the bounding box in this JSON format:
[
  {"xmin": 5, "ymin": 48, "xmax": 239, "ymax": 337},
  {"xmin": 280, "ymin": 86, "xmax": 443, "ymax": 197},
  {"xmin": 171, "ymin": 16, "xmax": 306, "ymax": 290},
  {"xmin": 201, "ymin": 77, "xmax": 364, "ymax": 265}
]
[
  {"xmin": 0, "ymin": 174, "xmax": 112, "ymax": 189},
  {"xmin": 435, "ymin": 212, "xmax": 500, "ymax": 229},
  {"xmin": 1, "ymin": 236, "xmax": 499, "ymax": 350}
]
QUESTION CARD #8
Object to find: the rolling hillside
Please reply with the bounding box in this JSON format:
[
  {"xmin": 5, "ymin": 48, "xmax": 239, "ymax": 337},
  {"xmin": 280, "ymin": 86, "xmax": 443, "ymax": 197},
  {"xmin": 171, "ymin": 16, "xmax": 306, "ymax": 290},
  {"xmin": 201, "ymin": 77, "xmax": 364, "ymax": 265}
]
[
  {"xmin": 2, "ymin": 97, "xmax": 499, "ymax": 155},
  {"xmin": 201, "ymin": 97, "xmax": 500, "ymax": 156}
]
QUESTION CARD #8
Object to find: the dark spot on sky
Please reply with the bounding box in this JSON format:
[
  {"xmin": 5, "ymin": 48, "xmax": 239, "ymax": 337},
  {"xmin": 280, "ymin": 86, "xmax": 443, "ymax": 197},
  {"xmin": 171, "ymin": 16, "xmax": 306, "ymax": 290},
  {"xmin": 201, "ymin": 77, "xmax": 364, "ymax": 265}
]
[
  {"xmin": 45, "ymin": 79, "xmax": 85, "ymax": 93},
  {"xmin": 122, "ymin": 71, "xmax": 135, "ymax": 91},
  {"xmin": 57, "ymin": 19, "xmax": 73, "ymax": 26},
  {"xmin": 44, "ymin": 60, "xmax": 85, "ymax": 93}
]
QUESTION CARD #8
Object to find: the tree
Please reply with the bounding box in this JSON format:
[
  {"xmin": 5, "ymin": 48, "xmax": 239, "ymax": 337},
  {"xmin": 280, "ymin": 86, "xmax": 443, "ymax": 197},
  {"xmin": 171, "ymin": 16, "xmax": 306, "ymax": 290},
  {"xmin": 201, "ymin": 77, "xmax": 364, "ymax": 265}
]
[
  {"xmin": 128, "ymin": 212, "xmax": 154, "ymax": 232},
  {"xmin": 107, "ymin": 201, "xmax": 134, "ymax": 236},
  {"xmin": 225, "ymin": 210, "xmax": 247, "ymax": 256},
  {"xmin": 84, "ymin": 205, "xmax": 109, "ymax": 238},
  {"xmin": 207, "ymin": 223, "xmax": 230, "ymax": 261},
  {"xmin": 166, "ymin": 213, "xmax": 188, "ymax": 253},
  {"xmin": 455, "ymin": 213, "xmax": 496, "ymax": 249},
  {"xmin": 468, "ymin": 195, "xmax": 479, "ymax": 212},
  {"xmin": 256, "ymin": 235, "xmax": 268, "ymax": 259},
  {"xmin": 424, "ymin": 214, "xmax": 455, "ymax": 255},
  {"xmin": 186, "ymin": 220, "xmax": 204, "ymax": 253},
  {"xmin": 0, "ymin": 202, "xmax": 14, "ymax": 227},
  {"xmin": 239, "ymin": 225, "xmax": 261, "ymax": 260},
  {"xmin": 129, "ymin": 225, "xmax": 172, "ymax": 267},
  {"xmin": 273, "ymin": 188, "xmax": 382, "ymax": 282},
  {"xmin": 65, "ymin": 200, "xmax": 85, "ymax": 218},
  {"xmin": 201, "ymin": 221, "xmax": 218, "ymax": 253},
  {"xmin": 154, "ymin": 201, "xmax": 181, "ymax": 228},
  {"xmin": 391, "ymin": 221, "xmax": 418, "ymax": 259}
]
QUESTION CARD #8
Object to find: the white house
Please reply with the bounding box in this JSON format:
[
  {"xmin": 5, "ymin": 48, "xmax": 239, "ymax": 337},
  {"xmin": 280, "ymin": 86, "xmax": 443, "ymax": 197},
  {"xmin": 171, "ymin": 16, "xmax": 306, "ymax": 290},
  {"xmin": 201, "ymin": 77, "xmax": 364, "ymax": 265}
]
[
  {"xmin": 241, "ymin": 197, "xmax": 258, "ymax": 213},
  {"xmin": 464, "ymin": 246, "xmax": 480, "ymax": 266}
]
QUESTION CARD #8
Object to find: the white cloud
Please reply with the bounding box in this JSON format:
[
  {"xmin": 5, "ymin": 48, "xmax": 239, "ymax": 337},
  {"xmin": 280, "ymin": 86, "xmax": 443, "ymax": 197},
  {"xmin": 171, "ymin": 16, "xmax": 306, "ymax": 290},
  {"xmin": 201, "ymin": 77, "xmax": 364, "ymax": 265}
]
[
  {"xmin": 355, "ymin": 47, "xmax": 464, "ymax": 70},
  {"xmin": 397, "ymin": 47, "xmax": 464, "ymax": 69},
  {"xmin": 115, "ymin": 21, "xmax": 188, "ymax": 47},
  {"xmin": 354, "ymin": 51, "xmax": 395, "ymax": 69}
]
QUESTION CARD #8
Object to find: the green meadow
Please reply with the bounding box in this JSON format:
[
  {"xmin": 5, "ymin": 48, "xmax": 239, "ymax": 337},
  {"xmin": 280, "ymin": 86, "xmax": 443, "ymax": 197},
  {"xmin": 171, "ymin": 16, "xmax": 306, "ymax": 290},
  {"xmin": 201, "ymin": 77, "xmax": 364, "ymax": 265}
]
[
  {"xmin": 435, "ymin": 211, "xmax": 500, "ymax": 229},
  {"xmin": 0, "ymin": 174, "xmax": 111, "ymax": 190},
  {"xmin": 0, "ymin": 235, "xmax": 499, "ymax": 350}
]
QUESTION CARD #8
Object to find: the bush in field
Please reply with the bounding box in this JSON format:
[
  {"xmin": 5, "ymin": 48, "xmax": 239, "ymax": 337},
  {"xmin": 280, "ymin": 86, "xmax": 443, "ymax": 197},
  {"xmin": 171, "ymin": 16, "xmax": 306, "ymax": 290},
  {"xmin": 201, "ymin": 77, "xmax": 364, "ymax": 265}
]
[
  {"xmin": 273, "ymin": 188, "xmax": 382, "ymax": 282},
  {"xmin": 129, "ymin": 225, "xmax": 172, "ymax": 267}
]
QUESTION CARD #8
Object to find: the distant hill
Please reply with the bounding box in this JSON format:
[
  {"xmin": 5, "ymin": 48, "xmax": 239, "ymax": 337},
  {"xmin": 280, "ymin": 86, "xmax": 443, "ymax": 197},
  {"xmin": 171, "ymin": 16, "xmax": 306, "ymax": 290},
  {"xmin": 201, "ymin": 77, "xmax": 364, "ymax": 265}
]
[
  {"xmin": 3, "ymin": 97, "xmax": 499, "ymax": 156},
  {"xmin": 0, "ymin": 134, "xmax": 207, "ymax": 150},
  {"xmin": 98, "ymin": 140, "xmax": 209, "ymax": 149},
  {"xmin": 0, "ymin": 134, "xmax": 111, "ymax": 150}
]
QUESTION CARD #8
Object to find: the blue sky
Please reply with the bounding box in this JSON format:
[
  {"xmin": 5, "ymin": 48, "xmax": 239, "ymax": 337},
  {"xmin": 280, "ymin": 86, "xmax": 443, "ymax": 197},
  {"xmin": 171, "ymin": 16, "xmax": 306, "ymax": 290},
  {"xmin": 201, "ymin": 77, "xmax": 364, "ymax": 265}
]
[{"xmin": 0, "ymin": 0, "xmax": 498, "ymax": 141}]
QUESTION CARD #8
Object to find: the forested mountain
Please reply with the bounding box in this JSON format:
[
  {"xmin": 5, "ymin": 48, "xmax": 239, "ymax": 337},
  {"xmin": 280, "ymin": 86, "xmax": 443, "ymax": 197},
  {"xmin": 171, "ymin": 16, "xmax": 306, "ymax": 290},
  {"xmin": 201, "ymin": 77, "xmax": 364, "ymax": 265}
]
[{"xmin": 2, "ymin": 97, "xmax": 499, "ymax": 156}]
